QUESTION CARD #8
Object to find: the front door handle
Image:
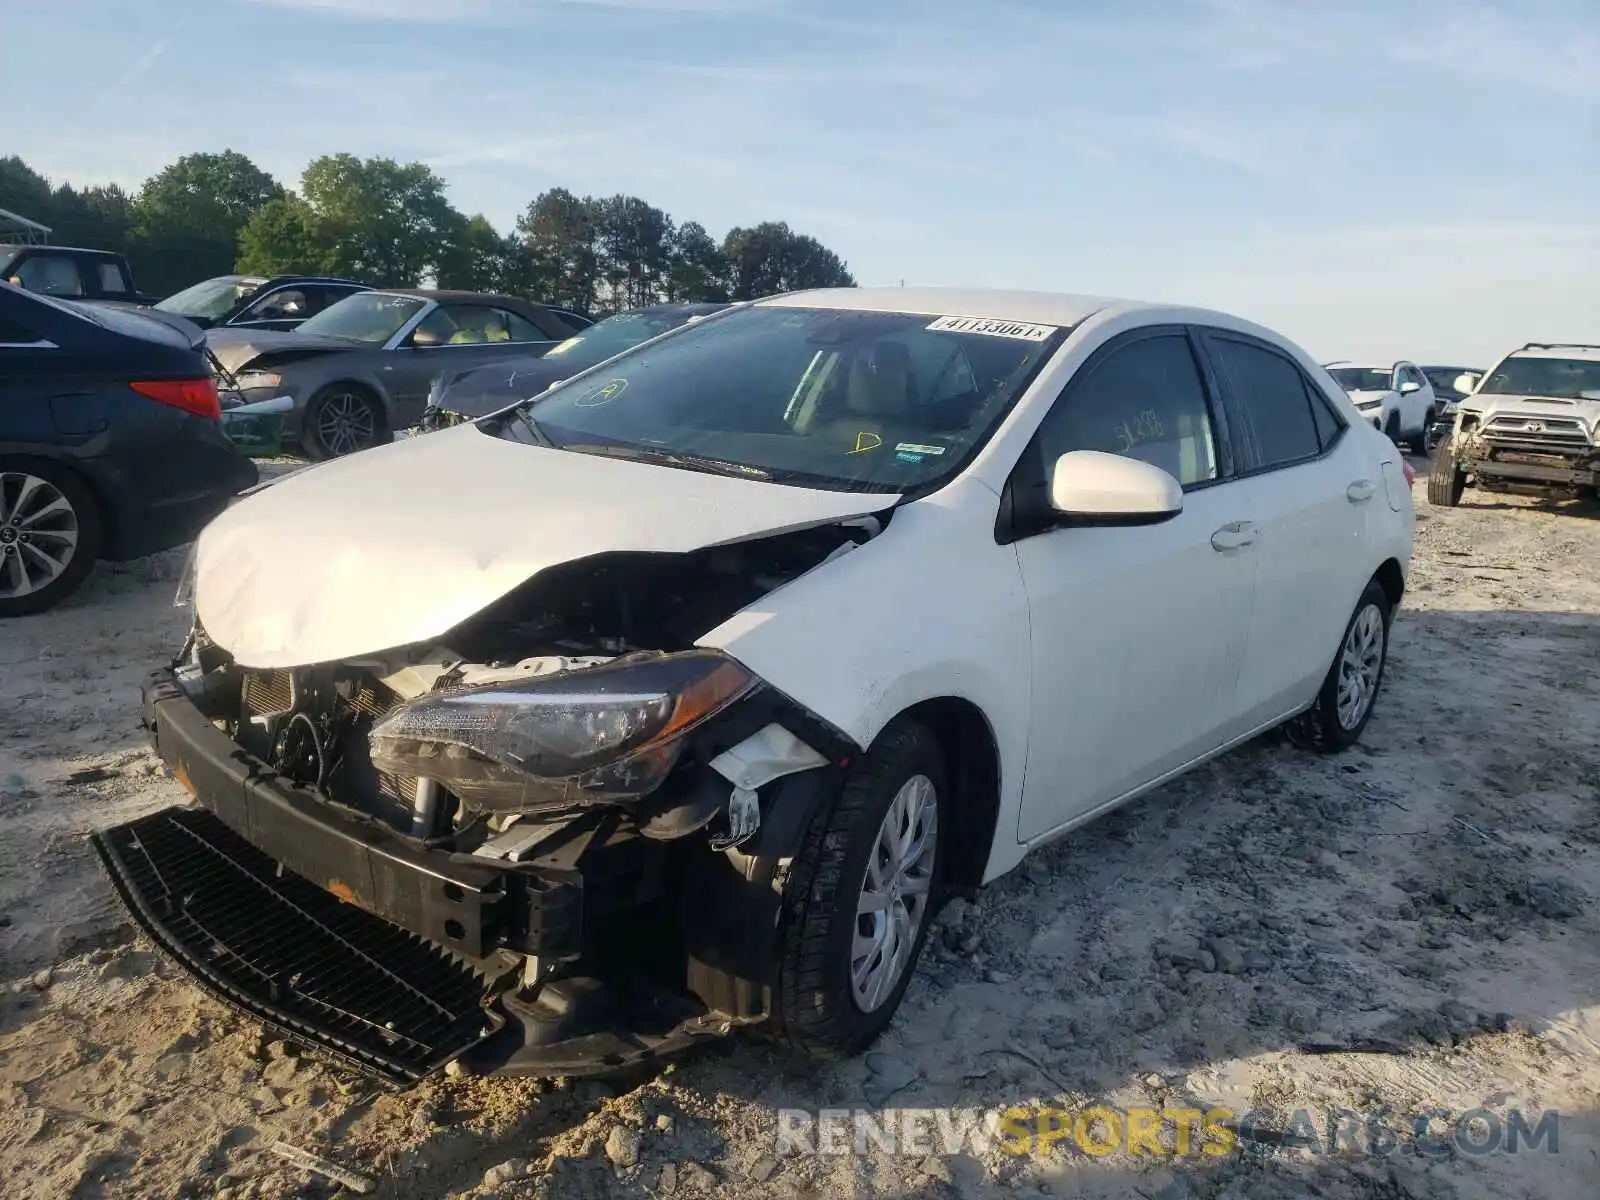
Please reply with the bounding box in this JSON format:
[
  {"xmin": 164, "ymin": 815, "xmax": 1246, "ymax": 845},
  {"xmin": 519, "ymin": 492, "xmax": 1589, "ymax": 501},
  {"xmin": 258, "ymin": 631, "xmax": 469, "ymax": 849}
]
[
  {"xmin": 1210, "ymin": 521, "xmax": 1258, "ymax": 552},
  {"xmin": 1346, "ymin": 479, "xmax": 1377, "ymax": 504}
]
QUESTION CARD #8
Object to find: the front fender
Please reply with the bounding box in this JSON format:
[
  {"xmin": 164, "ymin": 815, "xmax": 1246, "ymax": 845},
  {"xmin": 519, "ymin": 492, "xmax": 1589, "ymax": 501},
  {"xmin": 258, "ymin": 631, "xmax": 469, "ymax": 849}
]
[{"xmin": 699, "ymin": 477, "xmax": 1032, "ymax": 875}]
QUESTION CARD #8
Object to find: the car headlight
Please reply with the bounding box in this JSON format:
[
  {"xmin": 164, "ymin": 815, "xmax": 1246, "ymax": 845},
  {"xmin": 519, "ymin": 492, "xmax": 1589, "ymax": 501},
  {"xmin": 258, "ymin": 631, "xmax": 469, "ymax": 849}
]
[
  {"xmin": 234, "ymin": 369, "xmax": 283, "ymax": 390},
  {"xmin": 367, "ymin": 650, "xmax": 758, "ymax": 814}
]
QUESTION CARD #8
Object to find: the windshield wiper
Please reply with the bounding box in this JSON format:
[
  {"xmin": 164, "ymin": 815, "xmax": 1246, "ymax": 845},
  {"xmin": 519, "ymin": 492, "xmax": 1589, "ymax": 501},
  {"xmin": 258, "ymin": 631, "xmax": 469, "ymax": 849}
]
[
  {"xmin": 568, "ymin": 442, "xmax": 771, "ymax": 480},
  {"xmin": 507, "ymin": 407, "xmax": 554, "ymax": 447}
]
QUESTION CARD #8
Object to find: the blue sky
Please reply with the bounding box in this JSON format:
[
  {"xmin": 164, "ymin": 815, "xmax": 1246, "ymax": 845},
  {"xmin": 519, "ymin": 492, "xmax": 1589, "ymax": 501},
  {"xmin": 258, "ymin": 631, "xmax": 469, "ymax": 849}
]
[{"xmin": 6, "ymin": 0, "xmax": 1595, "ymax": 364}]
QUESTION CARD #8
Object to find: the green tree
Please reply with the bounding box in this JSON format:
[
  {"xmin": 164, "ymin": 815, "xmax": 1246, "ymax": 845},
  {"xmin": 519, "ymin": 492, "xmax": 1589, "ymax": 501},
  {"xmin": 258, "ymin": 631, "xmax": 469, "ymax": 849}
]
[
  {"xmin": 722, "ymin": 221, "xmax": 855, "ymax": 300},
  {"xmin": 130, "ymin": 151, "xmax": 284, "ymax": 294},
  {"xmin": 515, "ymin": 188, "xmax": 599, "ymax": 312},
  {"xmin": 44, "ymin": 183, "xmax": 136, "ymax": 251},
  {"xmin": 236, "ymin": 195, "xmax": 330, "ymax": 277},
  {"xmin": 436, "ymin": 213, "xmax": 518, "ymax": 292},
  {"xmin": 0, "ymin": 157, "xmax": 55, "ymax": 229},
  {"xmin": 592, "ymin": 195, "xmax": 674, "ymax": 311},
  {"xmin": 663, "ymin": 221, "xmax": 730, "ymax": 302},
  {"xmin": 296, "ymin": 154, "xmax": 461, "ymax": 286}
]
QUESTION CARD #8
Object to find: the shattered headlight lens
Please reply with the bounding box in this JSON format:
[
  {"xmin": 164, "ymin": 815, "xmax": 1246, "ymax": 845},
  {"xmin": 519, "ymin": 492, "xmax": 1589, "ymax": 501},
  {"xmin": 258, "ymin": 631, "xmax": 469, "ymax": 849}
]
[{"xmin": 367, "ymin": 650, "xmax": 758, "ymax": 814}]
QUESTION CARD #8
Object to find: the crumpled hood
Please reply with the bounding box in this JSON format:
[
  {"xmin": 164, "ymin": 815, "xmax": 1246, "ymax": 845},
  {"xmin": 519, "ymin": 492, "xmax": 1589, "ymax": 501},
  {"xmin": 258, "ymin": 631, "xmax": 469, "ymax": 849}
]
[
  {"xmin": 206, "ymin": 328, "xmax": 360, "ymax": 373},
  {"xmin": 195, "ymin": 424, "xmax": 897, "ymax": 668}
]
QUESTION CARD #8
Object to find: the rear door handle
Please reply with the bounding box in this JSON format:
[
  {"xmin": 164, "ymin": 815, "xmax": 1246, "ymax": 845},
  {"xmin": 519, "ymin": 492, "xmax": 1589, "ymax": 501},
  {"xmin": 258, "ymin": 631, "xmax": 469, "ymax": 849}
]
[
  {"xmin": 1346, "ymin": 479, "xmax": 1377, "ymax": 504},
  {"xmin": 1210, "ymin": 521, "xmax": 1258, "ymax": 552}
]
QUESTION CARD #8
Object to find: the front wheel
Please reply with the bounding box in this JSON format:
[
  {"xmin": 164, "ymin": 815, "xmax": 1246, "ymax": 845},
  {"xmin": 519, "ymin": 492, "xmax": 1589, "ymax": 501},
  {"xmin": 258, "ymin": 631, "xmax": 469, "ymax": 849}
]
[
  {"xmin": 1410, "ymin": 408, "xmax": 1435, "ymax": 455},
  {"xmin": 771, "ymin": 719, "xmax": 947, "ymax": 1059},
  {"xmin": 302, "ymin": 386, "xmax": 390, "ymax": 460},
  {"xmin": 1426, "ymin": 444, "xmax": 1466, "ymax": 507},
  {"xmin": 1286, "ymin": 580, "xmax": 1391, "ymax": 752}
]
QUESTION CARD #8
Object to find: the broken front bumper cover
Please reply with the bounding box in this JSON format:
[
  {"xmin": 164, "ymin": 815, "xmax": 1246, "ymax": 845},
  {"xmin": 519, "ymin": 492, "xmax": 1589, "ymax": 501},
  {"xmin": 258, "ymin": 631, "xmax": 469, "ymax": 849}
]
[{"xmin": 94, "ymin": 669, "xmax": 777, "ymax": 1085}]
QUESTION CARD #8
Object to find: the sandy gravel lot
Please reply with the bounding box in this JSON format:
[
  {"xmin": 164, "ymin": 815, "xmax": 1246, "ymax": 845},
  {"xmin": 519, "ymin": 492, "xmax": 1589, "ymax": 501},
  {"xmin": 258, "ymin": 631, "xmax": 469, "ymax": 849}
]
[{"xmin": 2, "ymin": 464, "xmax": 1597, "ymax": 1200}]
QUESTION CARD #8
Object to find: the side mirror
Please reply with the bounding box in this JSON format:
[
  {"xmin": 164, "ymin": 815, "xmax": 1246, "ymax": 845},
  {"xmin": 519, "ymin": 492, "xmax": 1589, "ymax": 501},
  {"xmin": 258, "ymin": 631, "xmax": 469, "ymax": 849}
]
[
  {"xmin": 1049, "ymin": 450, "xmax": 1182, "ymax": 525},
  {"xmin": 1454, "ymin": 373, "xmax": 1479, "ymax": 395},
  {"xmin": 1398, "ymin": 380, "xmax": 1422, "ymax": 395}
]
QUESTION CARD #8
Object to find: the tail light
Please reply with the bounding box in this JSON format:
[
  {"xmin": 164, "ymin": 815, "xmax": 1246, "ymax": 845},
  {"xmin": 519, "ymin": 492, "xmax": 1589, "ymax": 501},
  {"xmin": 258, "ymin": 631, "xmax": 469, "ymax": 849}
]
[
  {"xmin": 1401, "ymin": 460, "xmax": 1416, "ymax": 487},
  {"xmin": 130, "ymin": 378, "xmax": 222, "ymax": 420}
]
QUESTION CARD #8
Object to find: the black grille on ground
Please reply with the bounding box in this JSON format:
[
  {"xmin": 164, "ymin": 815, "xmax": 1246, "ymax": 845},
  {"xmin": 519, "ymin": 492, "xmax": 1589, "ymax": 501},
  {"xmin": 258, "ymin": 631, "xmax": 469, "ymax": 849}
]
[{"xmin": 93, "ymin": 807, "xmax": 496, "ymax": 1085}]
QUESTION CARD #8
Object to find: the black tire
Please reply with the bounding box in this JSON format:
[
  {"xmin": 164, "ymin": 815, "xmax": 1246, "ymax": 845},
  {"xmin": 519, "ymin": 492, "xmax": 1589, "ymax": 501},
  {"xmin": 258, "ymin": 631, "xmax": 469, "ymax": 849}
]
[
  {"xmin": 1410, "ymin": 408, "xmax": 1435, "ymax": 455},
  {"xmin": 770, "ymin": 719, "xmax": 948, "ymax": 1060},
  {"xmin": 301, "ymin": 385, "xmax": 390, "ymax": 460},
  {"xmin": 1285, "ymin": 579, "xmax": 1391, "ymax": 753},
  {"xmin": 0, "ymin": 457, "xmax": 103, "ymax": 618},
  {"xmin": 1426, "ymin": 444, "xmax": 1466, "ymax": 507}
]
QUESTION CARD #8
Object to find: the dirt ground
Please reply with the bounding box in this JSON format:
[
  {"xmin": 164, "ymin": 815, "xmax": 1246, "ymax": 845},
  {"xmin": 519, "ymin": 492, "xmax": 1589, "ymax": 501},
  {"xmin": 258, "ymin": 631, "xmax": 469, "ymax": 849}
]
[{"xmin": 2, "ymin": 464, "xmax": 1597, "ymax": 1200}]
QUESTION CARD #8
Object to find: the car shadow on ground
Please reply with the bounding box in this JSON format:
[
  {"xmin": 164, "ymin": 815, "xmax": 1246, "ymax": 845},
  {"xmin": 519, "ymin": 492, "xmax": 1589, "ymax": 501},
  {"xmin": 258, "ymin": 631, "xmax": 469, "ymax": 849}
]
[{"xmin": 5, "ymin": 605, "xmax": 1595, "ymax": 1199}]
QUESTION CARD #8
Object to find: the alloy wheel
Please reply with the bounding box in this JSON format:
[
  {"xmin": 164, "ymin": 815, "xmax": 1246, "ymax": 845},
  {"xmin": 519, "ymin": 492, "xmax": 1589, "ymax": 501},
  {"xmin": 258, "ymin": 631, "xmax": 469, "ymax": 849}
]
[
  {"xmin": 1336, "ymin": 603, "xmax": 1385, "ymax": 730},
  {"xmin": 851, "ymin": 773, "xmax": 939, "ymax": 1012},
  {"xmin": 315, "ymin": 392, "xmax": 377, "ymax": 456},
  {"xmin": 0, "ymin": 472, "xmax": 80, "ymax": 599}
]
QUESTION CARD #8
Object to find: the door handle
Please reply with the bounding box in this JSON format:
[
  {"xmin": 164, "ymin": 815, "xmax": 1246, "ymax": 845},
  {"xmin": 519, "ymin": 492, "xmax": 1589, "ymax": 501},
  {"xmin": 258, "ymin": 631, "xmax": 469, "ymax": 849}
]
[
  {"xmin": 1346, "ymin": 479, "xmax": 1377, "ymax": 504},
  {"xmin": 1210, "ymin": 521, "xmax": 1257, "ymax": 552}
]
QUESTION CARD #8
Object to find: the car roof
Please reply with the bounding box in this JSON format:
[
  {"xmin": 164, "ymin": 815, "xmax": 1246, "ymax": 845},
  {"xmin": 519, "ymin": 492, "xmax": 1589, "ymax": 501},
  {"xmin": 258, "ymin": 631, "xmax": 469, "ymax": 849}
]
[
  {"xmin": 1507, "ymin": 345, "xmax": 1600, "ymax": 362},
  {"xmin": 1324, "ymin": 360, "xmax": 1402, "ymax": 369},
  {"xmin": 7, "ymin": 244, "xmax": 123, "ymax": 257},
  {"xmin": 757, "ymin": 287, "xmax": 1124, "ymax": 327}
]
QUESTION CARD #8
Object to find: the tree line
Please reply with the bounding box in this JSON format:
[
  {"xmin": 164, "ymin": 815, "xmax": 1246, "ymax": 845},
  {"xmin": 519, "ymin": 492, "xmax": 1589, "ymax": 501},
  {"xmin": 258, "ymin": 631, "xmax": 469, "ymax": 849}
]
[{"xmin": 0, "ymin": 151, "xmax": 856, "ymax": 312}]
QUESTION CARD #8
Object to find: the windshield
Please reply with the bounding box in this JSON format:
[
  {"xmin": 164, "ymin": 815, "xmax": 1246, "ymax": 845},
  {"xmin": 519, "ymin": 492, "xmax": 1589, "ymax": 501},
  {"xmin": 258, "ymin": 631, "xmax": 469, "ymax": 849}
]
[
  {"xmin": 1480, "ymin": 355, "xmax": 1600, "ymax": 401},
  {"xmin": 297, "ymin": 292, "xmax": 426, "ymax": 344},
  {"xmin": 1328, "ymin": 367, "xmax": 1393, "ymax": 393},
  {"xmin": 156, "ymin": 275, "xmax": 266, "ymax": 319},
  {"xmin": 503, "ymin": 305, "xmax": 1066, "ymax": 493},
  {"xmin": 1422, "ymin": 366, "xmax": 1476, "ymax": 394},
  {"xmin": 543, "ymin": 310, "xmax": 705, "ymax": 371}
]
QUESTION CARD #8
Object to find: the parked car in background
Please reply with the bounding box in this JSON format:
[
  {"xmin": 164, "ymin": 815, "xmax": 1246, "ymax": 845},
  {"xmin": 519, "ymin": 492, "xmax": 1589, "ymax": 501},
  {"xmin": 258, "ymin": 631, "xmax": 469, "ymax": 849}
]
[
  {"xmin": 154, "ymin": 274, "xmax": 372, "ymax": 332},
  {"xmin": 1325, "ymin": 361, "xmax": 1437, "ymax": 453},
  {"xmin": 207, "ymin": 289, "xmax": 586, "ymax": 458},
  {"xmin": 545, "ymin": 305, "xmax": 596, "ymax": 332},
  {"xmin": 0, "ymin": 281, "xmax": 257, "ymax": 616},
  {"xmin": 0, "ymin": 245, "xmax": 158, "ymax": 306},
  {"xmin": 1428, "ymin": 343, "xmax": 1600, "ymax": 507},
  {"xmin": 1421, "ymin": 364, "xmax": 1484, "ymax": 449},
  {"xmin": 420, "ymin": 302, "xmax": 729, "ymax": 431},
  {"xmin": 98, "ymin": 287, "xmax": 1412, "ymax": 1084}
]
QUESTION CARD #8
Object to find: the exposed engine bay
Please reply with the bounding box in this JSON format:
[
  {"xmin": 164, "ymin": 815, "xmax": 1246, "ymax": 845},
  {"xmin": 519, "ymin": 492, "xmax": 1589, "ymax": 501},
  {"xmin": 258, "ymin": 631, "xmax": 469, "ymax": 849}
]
[
  {"xmin": 99, "ymin": 517, "xmax": 880, "ymax": 1083},
  {"xmin": 195, "ymin": 517, "xmax": 875, "ymax": 845}
]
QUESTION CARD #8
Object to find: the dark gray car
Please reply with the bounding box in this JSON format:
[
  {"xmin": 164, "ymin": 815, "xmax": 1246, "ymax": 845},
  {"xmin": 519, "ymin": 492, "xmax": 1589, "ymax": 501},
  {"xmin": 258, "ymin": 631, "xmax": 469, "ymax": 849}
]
[{"xmin": 208, "ymin": 290, "xmax": 584, "ymax": 458}]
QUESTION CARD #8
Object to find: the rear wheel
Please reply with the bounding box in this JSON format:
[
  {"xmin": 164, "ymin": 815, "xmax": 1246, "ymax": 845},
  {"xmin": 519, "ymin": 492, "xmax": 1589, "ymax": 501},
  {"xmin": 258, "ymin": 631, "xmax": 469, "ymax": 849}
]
[
  {"xmin": 1426, "ymin": 444, "xmax": 1466, "ymax": 507},
  {"xmin": 302, "ymin": 385, "xmax": 389, "ymax": 460},
  {"xmin": 0, "ymin": 459, "xmax": 102, "ymax": 618},
  {"xmin": 771, "ymin": 719, "xmax": 946, "ymax": 1059},
  {"xmin": 1286, "ymin": 579, "xmax": 1391, "ymax": 753}
]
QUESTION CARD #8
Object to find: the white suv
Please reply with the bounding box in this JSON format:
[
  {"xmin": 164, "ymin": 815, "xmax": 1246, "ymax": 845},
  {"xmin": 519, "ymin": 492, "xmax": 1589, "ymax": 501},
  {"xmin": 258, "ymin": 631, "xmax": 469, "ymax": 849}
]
[
  {"xmin": 1326, "ymin": 361, "xmax": 1439, "ymax": 454},
  {"xmin": 1429, "ymin": 343, "xmax": 1600, "ymax": 506}
]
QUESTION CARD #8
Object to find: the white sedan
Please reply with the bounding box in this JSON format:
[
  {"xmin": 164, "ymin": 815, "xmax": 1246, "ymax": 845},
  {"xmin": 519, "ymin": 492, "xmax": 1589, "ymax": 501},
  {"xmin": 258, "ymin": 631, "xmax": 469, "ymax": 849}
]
[{"xmin": 102, "ymin": 287, "xmax": 1415, "ymax": 1080}]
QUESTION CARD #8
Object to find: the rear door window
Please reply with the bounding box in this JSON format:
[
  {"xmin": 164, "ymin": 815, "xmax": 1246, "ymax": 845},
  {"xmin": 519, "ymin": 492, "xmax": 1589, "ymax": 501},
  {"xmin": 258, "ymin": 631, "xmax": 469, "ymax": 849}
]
[
  {"xmin": 12, "ymin": 254, "xmax": 84, "ymax": 297},
  {"xmin": 1204, "ymin": 334, "xmax": 1325, "ymax": 472}
]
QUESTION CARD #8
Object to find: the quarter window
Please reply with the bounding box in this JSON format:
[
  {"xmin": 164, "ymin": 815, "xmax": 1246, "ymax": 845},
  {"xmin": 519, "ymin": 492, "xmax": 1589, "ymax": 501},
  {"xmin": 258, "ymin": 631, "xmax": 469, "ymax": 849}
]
[
  {"xmin": 1035, "ymin": 333, "xmax": 1219, "ymax": 487},
  {"xmin": 94, "ymin": 261, "xmax": 127, "ymax": 293},
  {"xmin": 13, "ymin": 255, "xmax": 83, "ymax": 297},
  {"xmin": 1208, "ymin": 337, "xmax": 1323, "ymax": 470}
]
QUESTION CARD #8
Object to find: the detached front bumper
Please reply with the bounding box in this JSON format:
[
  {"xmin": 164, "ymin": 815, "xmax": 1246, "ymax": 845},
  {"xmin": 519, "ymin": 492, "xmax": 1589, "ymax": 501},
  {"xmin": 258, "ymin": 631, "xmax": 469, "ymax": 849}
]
[{"xmin": 95, "ymin": 669, "xmax": 785, "ymax": 1085}]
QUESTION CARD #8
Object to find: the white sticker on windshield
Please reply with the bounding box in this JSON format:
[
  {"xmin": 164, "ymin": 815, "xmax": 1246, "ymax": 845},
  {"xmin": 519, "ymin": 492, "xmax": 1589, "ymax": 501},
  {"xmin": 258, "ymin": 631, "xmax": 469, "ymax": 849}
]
[{"xmin": 925, "ymin": 315, "xmax": 1057, "ymax": 341}]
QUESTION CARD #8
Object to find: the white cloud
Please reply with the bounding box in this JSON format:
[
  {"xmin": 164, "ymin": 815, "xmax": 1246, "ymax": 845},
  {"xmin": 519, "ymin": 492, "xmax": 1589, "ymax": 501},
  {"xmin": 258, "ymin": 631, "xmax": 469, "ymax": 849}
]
[
  {"xmin": 248, "ymin": 0, "xmax": 789, "ymax": 21},
  {"xmin": 117, "ymin": 37, "xmax": 172, "ymax": 85}
]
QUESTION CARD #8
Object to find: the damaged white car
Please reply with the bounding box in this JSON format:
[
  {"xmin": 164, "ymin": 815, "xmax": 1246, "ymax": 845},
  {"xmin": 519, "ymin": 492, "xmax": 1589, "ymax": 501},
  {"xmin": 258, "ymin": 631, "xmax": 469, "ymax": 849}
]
[{"xmin": 94, "ymin": 288, "xmax": 1414, "ymax": 1084}]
